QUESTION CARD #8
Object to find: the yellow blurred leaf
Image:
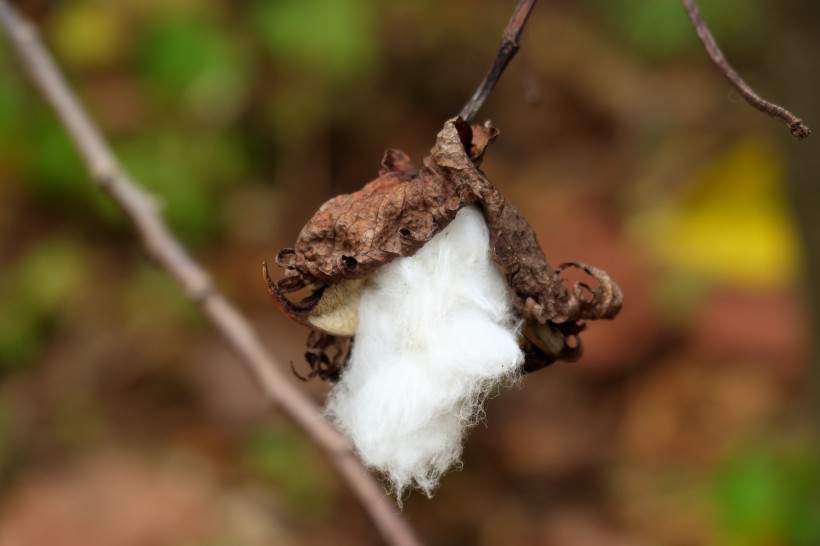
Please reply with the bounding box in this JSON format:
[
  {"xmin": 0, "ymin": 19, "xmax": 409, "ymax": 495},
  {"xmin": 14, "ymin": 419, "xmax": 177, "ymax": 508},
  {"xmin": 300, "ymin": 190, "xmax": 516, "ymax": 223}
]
[
  {"xmin": 632, "ymin": 137, "xmax": 800, "ymax": 287},
  {"xmin": 48, "ymin": 2, "xmax": 127, "ymax": 69}
]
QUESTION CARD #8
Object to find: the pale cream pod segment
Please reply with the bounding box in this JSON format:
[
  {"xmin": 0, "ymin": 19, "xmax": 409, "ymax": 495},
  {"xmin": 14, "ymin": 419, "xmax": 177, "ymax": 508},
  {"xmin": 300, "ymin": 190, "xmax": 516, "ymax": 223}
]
[{"xmin": 306, "ymin": 278, "xmax": 366, "ymax": 336}]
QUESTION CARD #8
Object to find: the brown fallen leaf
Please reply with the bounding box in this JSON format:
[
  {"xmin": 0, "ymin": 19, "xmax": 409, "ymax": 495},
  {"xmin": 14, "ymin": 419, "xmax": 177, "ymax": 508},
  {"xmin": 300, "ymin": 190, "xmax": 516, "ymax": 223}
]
[{"xmin": 264, "ymin": 117, "xmax": 623, "ymax": 380}]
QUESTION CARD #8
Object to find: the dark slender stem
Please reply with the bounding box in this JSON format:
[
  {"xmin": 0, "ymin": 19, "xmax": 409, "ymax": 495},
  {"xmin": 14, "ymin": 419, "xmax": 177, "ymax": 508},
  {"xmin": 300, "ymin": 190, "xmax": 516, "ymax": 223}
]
[
  {"xmin": 459, "ymin": 0, "xmax": 537, "ymax": 122},
  {"xmin": 682, "ymin": 0, "xmax": 810, "ymax": 139}
]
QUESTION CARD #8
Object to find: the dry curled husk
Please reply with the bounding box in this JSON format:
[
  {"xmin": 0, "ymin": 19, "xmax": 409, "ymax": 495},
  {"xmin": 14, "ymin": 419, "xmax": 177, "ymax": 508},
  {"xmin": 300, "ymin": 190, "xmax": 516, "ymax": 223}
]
[{"xmin": 264, "ymin": 117, "xmax": 622, "ymax": 381}]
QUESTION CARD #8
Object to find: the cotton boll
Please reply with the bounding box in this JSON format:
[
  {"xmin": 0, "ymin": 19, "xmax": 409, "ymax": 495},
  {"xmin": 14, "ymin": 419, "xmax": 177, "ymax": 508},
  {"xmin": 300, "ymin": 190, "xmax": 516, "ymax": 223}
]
[{"xmin": 325, "ymin": 205, "xmax": 523, "ymax": 498}]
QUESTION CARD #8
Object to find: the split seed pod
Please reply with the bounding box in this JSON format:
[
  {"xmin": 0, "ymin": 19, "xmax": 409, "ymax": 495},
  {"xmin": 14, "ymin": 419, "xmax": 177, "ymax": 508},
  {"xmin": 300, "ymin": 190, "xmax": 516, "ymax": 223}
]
[{"xmin": 264, "ymin": 118, "xmax": 622, "ymax": 380}]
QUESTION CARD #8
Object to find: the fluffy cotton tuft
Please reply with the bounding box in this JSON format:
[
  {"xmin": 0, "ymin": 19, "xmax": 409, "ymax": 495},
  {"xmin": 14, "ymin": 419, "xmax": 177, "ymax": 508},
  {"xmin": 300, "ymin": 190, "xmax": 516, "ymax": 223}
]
[{"xmin": 325, "ymin": 205, "xmax": 524, "ymax": 498}]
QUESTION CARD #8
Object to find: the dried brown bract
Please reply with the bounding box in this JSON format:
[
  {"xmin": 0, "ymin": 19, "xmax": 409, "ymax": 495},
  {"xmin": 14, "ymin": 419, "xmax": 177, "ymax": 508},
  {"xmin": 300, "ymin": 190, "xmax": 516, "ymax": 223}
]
[{"xmin": 264, "ymin": 117, "xmax": 623, "ymax": 380}]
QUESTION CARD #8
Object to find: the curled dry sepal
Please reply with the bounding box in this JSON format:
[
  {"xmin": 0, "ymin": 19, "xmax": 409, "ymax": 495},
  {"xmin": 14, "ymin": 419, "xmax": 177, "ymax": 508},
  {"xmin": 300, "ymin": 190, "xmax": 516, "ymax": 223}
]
[{"xmin": 264, "ymin": 117, "xmax": 623, "ymax": 381}]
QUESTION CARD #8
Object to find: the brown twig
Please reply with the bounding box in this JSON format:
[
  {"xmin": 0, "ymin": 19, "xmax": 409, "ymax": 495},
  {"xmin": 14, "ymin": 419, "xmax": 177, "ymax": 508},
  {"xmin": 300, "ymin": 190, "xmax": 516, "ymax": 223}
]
[
  {"xmin": 459, "ymin": 0, "xmax": 537, "ymax": 122},
  {"xmin": 682, "ymin": 0, "xmax": 810, "ymax": 139},
  {"xmin": 0, "ymin": 3, "xmax": 421, "ymax": 545}
]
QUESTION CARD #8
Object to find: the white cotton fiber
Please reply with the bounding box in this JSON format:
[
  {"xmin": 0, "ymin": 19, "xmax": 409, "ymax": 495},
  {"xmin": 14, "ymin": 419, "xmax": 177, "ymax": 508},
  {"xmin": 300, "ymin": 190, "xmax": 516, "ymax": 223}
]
[{"xmin": 325, "ymin": 205, "xmax": 524, "ymax": 498}]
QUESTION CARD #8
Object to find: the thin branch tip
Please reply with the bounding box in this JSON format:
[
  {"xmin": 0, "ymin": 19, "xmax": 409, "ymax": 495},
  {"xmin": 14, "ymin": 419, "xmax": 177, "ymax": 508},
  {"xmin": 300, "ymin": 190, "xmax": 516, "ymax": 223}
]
[
  {"xmin": 682, "ymin": 0, "xmax": 811, "ymax": 140},
  {"xmin": 790, "ymin": 120, "xmax": 811, "ymax": 140}
]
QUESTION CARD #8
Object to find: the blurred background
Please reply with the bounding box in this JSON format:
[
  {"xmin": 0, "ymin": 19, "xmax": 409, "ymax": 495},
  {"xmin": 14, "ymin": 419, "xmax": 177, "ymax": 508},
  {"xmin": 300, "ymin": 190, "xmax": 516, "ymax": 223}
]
[{"xmin": 1, "ymin": 0, "xmax": 819, "ymax": 544}]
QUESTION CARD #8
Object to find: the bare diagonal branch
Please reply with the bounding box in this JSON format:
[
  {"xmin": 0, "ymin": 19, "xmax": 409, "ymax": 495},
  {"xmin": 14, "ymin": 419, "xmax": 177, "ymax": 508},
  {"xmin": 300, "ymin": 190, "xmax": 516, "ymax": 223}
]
[
  {"xmin": 682, "ymin": 0, "xmax": 810, "ymax": 139},
  {"xmin": 0, "ymin": 3, "xmax": 421, "ymax": 545},
  {"xmin": 459, "ymin": 0, "xmax": 537, "ymax": 122}
]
